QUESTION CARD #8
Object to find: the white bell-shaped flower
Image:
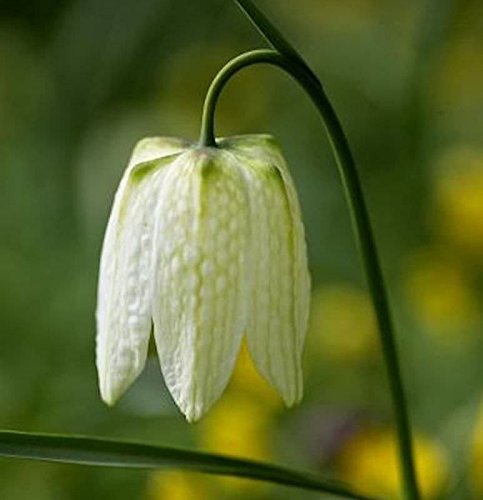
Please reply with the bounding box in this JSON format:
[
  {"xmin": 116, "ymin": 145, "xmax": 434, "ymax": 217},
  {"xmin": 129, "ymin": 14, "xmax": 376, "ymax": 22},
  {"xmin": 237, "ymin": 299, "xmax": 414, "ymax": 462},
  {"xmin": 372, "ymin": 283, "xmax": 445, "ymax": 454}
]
[{"xmin": 96, "ymin": 134, "xmax": 311, "ymax": 422}]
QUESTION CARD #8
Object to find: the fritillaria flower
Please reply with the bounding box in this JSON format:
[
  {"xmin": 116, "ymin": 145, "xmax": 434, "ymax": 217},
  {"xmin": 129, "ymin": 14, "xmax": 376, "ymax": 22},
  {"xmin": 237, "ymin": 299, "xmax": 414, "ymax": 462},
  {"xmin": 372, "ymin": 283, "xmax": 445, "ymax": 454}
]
[{"xmin": 96, "ymin": 134, "xmax": 310, "ymax": 422}]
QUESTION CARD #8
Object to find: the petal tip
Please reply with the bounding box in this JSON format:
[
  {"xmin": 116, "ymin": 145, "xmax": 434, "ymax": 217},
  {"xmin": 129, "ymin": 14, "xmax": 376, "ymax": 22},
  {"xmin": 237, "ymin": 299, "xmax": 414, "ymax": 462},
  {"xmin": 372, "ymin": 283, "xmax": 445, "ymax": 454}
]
[
  {"xmin": 101, "ymin": 396, "xmax": 117, "ymax": 408},
  {"xmin": 282, "ymin": 387, "xmax": 304, "ymax": 408},
  {"xmin": 97, "ymin": 359, "xmax": 145, "ymax": 409},
  {"xmin": 180, "ymin": 402, "xmax": 208, "ymax": 424},
  {"xmin": 99, "ymin": 384, "xmax": 118, "ymax": 407},
  {"xmin": 184, "ymin": 411, "xmax": 201, "ymax": 424}
]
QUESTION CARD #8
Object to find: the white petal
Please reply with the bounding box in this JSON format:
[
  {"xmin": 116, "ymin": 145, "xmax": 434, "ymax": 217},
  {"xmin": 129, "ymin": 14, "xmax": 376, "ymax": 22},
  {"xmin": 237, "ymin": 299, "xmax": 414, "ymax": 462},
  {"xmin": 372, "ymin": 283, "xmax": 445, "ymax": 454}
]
[
  {"xmin": 264, "ymin": 140, "xmax": 311, "ymax": 362},
  {"xmin": 221, "ymin": 136, "xmax": 311, "ymax": 406},
  {"xmin": 96, "ymin": 138, "xmax": 186, "ymax": 405},
  {"xmin": 151, "ymin": 149, "xmax": 249, "ymax": 422}
]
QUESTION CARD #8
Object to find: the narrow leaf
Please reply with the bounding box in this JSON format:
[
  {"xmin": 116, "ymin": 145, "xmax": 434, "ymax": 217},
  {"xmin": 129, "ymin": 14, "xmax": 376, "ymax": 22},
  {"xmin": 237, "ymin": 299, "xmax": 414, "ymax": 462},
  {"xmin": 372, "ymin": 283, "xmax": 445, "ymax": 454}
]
[{"xmin": 0, "ymin": 430, "xmax": 374, "ymax": 499}]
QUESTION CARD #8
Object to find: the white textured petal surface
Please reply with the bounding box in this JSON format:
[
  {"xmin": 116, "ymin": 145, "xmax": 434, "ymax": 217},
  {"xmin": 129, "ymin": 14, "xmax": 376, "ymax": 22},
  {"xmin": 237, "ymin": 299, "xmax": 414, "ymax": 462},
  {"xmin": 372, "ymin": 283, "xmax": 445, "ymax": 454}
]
[
  {"xmin": 221, "ymin": 136, "xmax": 311, "ymax": 406},
  {"xmin": 96, "ymin": 137, "xmax": 187, "ymax": 405},
  {"xmin": 152, "ymin": 149, "xmax": 249, "ymax": 422},
  {"xmin": 96, "ymin": 134, "xmax": 310, "ymax": 420}
]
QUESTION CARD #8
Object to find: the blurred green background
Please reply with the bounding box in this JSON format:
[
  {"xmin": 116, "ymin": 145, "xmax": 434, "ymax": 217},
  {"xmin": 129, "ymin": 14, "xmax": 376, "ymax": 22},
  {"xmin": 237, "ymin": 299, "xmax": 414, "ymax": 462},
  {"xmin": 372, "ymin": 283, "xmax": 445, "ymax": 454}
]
[{"xmin": 0, "ymin": 0, "xmax": 482, "ymax": 498}]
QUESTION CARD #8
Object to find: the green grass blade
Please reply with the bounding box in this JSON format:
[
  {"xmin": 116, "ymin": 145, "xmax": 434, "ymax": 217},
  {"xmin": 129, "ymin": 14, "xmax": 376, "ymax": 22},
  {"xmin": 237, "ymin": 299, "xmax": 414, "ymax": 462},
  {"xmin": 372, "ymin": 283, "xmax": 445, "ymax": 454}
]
[{"xmin": 0, "ymin": 429, "xmax": 374, "ymax": 499}]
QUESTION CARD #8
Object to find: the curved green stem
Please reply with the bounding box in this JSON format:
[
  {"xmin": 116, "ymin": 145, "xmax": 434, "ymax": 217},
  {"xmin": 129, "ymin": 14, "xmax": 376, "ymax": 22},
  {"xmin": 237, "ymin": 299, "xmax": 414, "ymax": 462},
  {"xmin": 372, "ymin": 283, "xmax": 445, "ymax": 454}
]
[{"xmin": 199, "ymin": 49, "xmax": 420, "ymax": 500}]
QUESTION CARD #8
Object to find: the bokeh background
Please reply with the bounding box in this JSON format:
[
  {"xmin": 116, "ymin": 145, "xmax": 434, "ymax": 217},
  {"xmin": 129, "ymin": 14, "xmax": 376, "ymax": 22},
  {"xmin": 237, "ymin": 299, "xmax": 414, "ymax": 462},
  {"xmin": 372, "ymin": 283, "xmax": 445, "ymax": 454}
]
[{"xmin": 0, "ymin": 0, "xmax": 482, "ymax": 498}]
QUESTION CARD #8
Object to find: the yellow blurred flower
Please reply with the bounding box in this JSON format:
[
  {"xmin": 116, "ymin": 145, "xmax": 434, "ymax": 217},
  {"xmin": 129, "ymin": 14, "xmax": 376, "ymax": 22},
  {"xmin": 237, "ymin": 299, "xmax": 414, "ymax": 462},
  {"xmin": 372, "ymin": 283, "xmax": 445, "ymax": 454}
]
[
  {"xmin": 308, "ymin": 285, "xmax": 377, "ymax": 362},
  {"xmin": 147, "ymin": 471, "xmax": 209, "ymax": 500},
  {"xmin": 200, "ymin": 394, "xmax": 273, "ymax": 462},
  {"xmin": 337, "ymin": 427, "xmax": 448, "ymax": 499},
  {"xmin": 404, "ymin": 249, "xmax": 479, "ymax": 342},
  {"xmin": 433, "ymin": 146, "xmax": 483, "ymax": 257},
  {"xmin": 471, "ymin": 397, "xmax": 483, "ymax": 496},
  {"xmin": 228, "ymin": 341, "xmax": 282, "ymax": 409},
  {"xmin": 198, "ymin": 363, "xmax": 277, "ymax": 493}
]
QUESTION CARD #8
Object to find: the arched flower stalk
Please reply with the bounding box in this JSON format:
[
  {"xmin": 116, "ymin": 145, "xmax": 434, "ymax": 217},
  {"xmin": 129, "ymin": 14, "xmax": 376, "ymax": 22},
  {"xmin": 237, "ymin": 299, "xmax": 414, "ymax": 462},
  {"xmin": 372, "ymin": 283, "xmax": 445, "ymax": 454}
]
[{"xmin": 222, "ymin": 1, "xmax": 420, "ymax": 499}]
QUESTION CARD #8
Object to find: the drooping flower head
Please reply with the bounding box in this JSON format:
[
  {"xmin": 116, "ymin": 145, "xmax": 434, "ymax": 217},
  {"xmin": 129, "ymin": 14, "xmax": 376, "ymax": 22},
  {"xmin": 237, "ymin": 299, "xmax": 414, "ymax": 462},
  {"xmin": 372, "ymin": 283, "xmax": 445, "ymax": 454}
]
[{"xmin": 96, "ymin": 135, "xmax": 310, "ymax": 422}]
